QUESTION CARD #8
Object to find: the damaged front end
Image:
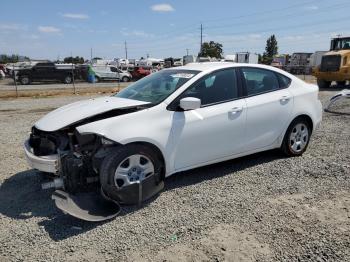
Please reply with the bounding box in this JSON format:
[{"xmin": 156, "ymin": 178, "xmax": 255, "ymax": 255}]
[{"xmin": 24, "ymin": 104, "xmax": 164, "ymax": 221}]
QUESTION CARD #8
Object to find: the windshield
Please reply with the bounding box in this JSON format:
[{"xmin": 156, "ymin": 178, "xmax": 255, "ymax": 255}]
[
  {"xmin": 332, "ymin": 38, "xmax": 350, "ymax": 50},
  {"xmin": 114, "ymin": 69, "xmax": 200, "ymax": 104}
]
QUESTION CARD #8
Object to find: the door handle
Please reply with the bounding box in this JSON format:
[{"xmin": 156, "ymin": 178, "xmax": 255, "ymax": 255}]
[
  {"xmin": 229, "ymin": 107, "xmax": 243, "ymax": 114},
  {"xmin": 280, "ymin": 95, "xmax": 290, "ymax": 102}
]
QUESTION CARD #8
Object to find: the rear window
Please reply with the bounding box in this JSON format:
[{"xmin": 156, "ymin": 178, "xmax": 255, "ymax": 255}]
[{"xmin": 277, "ymin": 73, "xmax": 292, "ymax": 89}]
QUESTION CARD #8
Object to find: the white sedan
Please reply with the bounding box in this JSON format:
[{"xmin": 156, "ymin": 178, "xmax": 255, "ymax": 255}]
[{"xmin": 24, "ymin": 62, "xmax": 322, "ymax": 220}]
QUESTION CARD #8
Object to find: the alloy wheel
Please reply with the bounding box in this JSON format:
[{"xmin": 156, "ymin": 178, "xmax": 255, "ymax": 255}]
[
  {"xmin": 114, "ymin": 154, "xmax": 154, "ymax": 188},
  {"xmin": 289, "ymin": 123, "xmax": 309, "ymax": 153}
]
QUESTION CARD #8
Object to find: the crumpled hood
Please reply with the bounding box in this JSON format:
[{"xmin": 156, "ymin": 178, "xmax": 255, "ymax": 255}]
[{"xmin": 35, "ymin": 96, "xmax": 150, "ymax": 132}]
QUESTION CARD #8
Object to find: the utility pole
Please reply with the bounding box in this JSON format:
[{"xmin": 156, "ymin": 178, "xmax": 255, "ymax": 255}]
[
  {"xmin": 186, "ymin": 49, "xmax": 189, "ymax": 56},
  {"xmin": 200, "ymin": 23, "xmax": 203, "ymax": 56},
  {"xmin": 71, "ymin": 51, "xmax": 76, "ymax": 94},
  {"xmin": 90, "ymin": 48, "xmax": 92, "ymax": 63},
  {"xmin": 124, "ymin": 41, "xmax": 128, "ymax": 60}
]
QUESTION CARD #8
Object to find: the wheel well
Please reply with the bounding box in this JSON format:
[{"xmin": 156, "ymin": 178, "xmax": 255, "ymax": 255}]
[
  {"xmin": 293, "ymin": 114, "xmax": 314, "ymax": 134},
  {"xmin": 127, "ymin": 142, "xmax": 166, "ymax": 179}
]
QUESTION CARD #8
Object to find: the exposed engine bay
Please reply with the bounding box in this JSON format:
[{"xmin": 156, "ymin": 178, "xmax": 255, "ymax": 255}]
[{"xmin": 26, "ymin": 105, "xmax": 164, "ymax": 221}]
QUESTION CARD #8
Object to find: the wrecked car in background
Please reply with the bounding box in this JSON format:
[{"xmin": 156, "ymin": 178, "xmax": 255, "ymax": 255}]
[{"xmin": 24, "ymin": 62, "xmax": 322, "ymax": 221}]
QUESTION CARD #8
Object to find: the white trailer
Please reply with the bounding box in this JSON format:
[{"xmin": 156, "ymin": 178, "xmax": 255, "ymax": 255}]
[
  {"xmin": 309, "ymin": 51, "xmax": 327, "ymax": 68},
  {"xmin": 236, "ymin": 52, "xmax": 259, "ymax": 64},
  {"xmin": 183, "ymin": 55, "xmax": 197, "ymax": 65}
]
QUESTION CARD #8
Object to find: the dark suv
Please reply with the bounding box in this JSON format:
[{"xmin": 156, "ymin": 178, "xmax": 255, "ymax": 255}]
[{"xmin": 15, "ymin": 62, "xmax": 78, "ymax": 85}]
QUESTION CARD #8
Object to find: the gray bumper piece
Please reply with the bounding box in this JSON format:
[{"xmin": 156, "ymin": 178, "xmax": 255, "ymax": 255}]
[
  {"xmin": 324, "ymin": 89, "xmax": 350, "ymax": 112},
  {"xmin": 52, "ymin": 190, "xmax": 121, "ymax": 222}
]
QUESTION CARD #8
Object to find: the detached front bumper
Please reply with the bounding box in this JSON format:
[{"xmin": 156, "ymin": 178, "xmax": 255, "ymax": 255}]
[{"xmin": 23, "ymin": 140, "xmax": 58, "ymax": 173}]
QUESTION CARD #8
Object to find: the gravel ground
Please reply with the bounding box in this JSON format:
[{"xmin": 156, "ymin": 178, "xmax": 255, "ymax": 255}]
[{"xmin": 0, "ymin": 90, "xmax": 349, "ymax": 262}]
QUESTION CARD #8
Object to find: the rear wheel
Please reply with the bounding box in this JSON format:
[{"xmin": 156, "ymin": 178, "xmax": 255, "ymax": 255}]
[
  {"xmin": 281, "ymin": 118, "xmax": 311, "ymax": 157},
  {"xmin": 95, "ymin": 76, "xmax": 100, "ymax": 83},
  {"xmin": 100, "ymin": 144, "xmax": 164, "ymax": 203},
  {"xmin": 336, "ymin": 81, "xmax": 346, "ymax": 87},
  {"xmin": 317, "ymin": 79, "xmax": 331, "ymax": 89},
  {"xmin": 122, "ymin": 76, "xmax": 130, "ymax": 82},
  {"xmin": 20, "ymin": 75, "xmax": 30, "ymax": 85}
]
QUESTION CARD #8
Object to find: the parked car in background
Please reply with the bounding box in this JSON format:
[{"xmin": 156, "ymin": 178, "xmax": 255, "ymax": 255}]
[
  {"xmin": 0, "ymin": 69, "xmax": 5, "ymax": 80},
  {"xmin": 15, "ymin": 62, "xmax": 77, "ymax": 85},
  {"xmin": 23, "ymin": 62, "xmax": 322, "ymax": 221},
  {"xmin": 93, "ymin": 65, "xmax": 132, "ymax": 82},
  {"xmin": 130, "ymin": 66, "xmax": 152, "ymax": 80},
  {"xmin": 0, "ymin": 64, "xmax": 7, "ymax": 75}
]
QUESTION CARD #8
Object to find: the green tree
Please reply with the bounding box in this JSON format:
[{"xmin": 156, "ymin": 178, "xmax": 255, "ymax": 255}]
[
  {"xmin": 262, "ymin": 35, "xmax": 278, "ymax": 64},
  {"xmin": 0, "ymin": 54, "xmax": 24, "ymax": 63},
  {"xmin": 63, "ymin": 56, "xmax": 85, "ymax": 64},
  {"xmin": 200, "ymin": 41, "xmax": 223, "ymax": 59}
]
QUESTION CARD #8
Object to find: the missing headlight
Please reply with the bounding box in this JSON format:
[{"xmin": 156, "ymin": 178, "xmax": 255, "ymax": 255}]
[{"xmin": 100, "ymin": 137, "xmax": 116, "ymax": 145}]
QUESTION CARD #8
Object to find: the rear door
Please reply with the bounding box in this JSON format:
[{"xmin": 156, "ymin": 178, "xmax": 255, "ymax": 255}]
[{"xmin": 240, "ymin": 67, "xmax": 293, "ymax": 151}]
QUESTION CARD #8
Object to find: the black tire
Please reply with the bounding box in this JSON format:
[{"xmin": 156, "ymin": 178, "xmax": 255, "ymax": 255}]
[
  {"xmin": 63, "ymin": 75, "xmax": 72, "ymax": 84},
  {"xmin": 100, "ymin": 144, "xmax": 164, "ymax": 203},
  {"xmin": 20, "ymin": 75, "xmax": 30, "ymax": 85},
  {"xmin": 281, "ymin": 117, "xmax": 311, "ymax": 157},
  {"xmin": 122, "ymin": 76, "xmax": 130, "ymax": 82},
  {"xmin": 336, "ymin": 81, "xmax": 346, "ymax": 87},
  {"xmin": 95, "ymin": 76, "xmax": 100, "ymax": 83},
  {"xmin": 317, "ymin": 79, "xmax": 331, "ymax": 89}
]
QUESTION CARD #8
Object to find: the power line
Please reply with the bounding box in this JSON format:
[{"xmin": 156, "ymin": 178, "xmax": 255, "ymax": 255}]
[
  {"xmin": 120, "ymin": 0, "xmax": 349, "ymax": 49},
  {"xmin": 206, "ymin": 15, "xmax": 348, "ymax": 44},
  {"xmin": 198, "ymin": 0, "xmax": 327, "ymax": 24},
  {"xmin": 205, "ymin": 1, "xmax": 350, "ymax": 31}
]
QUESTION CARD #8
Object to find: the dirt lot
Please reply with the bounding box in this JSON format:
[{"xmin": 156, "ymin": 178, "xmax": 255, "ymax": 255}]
[{"xmin": 0, "ymin": 90, "xmax": 349, "ymax": 261}]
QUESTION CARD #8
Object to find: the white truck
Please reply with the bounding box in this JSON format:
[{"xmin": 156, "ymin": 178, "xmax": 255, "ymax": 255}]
[
  {"xmin": 93, "ymin": 65, "xmax": 132, "ymax": 82},
  {"xmin": 309, "ymin": 51, "xmax": 327, "ymax": 68}
]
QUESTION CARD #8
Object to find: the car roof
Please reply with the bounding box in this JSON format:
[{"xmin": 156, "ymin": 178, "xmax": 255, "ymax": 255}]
[
  {"xmin": 174, "ymin": 62, "xmax": 296, "ymax": 78},
  {"xmin": 177, "ymin": 62, "xmax": 275, "ymax": 72}
]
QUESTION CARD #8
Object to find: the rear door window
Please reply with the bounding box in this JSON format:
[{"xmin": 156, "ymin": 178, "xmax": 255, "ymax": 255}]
[
  {"xmin": 241, "ymin": 67, "xmax": 280, "ymax": 96},
  {"xmin": 277, "ymin": 73, "xmax": 291, "ymax": 89}
]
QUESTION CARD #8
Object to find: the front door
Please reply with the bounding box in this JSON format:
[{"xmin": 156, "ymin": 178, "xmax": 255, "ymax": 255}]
[{"xmin": 171, "ymin": 68, "xmax": 247, "ymax": 170}]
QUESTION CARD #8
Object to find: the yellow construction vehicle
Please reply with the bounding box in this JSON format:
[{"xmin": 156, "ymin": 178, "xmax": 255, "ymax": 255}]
[{"xmin": 313, "ymin": 36, "xmax": 350, "ymax": 88}]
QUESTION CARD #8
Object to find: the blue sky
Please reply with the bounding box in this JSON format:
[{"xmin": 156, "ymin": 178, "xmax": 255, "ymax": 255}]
[{"xmin": 0, "ymin": 0, "xmax": 349, "ymax": 60}]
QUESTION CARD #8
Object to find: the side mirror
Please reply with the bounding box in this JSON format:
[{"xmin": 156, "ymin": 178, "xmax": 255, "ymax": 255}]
[{"xmin": 179, "ymin": 97, "xmax": 201, "ymax": 111}]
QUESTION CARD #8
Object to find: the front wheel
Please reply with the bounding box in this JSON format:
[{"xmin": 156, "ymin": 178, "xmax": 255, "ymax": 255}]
[
  {"xmin": 336, "ymin": 81, "xmax": 346, "ymax": 87},
  {"xmin": 63, "ymin": 75, "xmax": 72, "ymax": 84},
  {"xmin": 100, "ymin": 144, "xmax": 164, "ymax": 204},
  {"xmin": 122, "ymin": 76, "xmax": 130, "ymax": 82},
  {"xmin": 281, "ymin": 118, "xmax": 311, "ymax": 157},
  {"xmin": 19, "ymin": 76, "xmax": 30, "ymax": 85}
]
